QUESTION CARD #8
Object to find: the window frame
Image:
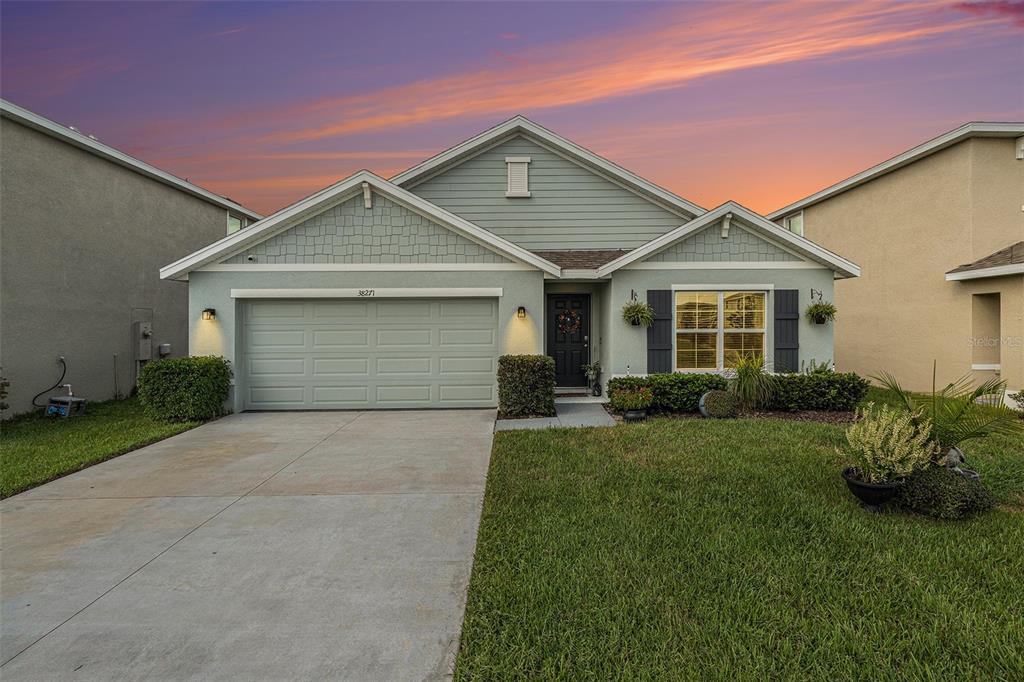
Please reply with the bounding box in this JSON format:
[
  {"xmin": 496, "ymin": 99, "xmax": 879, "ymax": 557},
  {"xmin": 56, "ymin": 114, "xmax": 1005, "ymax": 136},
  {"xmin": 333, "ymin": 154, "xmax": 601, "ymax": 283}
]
[{"xmin": 672, "ymin": 285, "xmax": 771, "ymax": 373}]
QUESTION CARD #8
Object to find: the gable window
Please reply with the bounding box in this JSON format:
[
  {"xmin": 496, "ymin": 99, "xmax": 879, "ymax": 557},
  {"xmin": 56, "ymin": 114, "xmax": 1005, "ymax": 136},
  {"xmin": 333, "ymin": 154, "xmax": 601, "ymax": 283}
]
[
  {"xmin": 227, "ymin": 213, "xmax": 245, "ymax": 235},
  {"xmin": 505, "ymin": 156, "xmax": 531, "ymax": 197},
  {"xmin": 784, "ymin": 212, "xmax": 803, "ymax": 236},
  {"xmin": 675, "ymin": 290, "xmax": 766, "ymax": 371}
]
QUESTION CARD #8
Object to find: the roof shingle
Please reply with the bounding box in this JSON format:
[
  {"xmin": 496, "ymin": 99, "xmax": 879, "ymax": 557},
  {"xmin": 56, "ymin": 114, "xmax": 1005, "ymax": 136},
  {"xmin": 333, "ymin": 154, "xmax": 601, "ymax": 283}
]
[
  {"xmin": 531, "ymin": 249, "xmax": 631, "ymax": 269},
  {"xmin": 947, "ymin": 241, "xmax": 1024, "ymax": 274}
]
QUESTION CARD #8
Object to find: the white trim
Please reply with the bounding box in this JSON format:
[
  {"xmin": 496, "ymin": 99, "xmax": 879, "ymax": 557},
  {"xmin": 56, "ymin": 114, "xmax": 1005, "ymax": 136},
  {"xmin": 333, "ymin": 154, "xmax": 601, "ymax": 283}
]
[
  {"xmin": 160, "ymin": 170, "xmax": 561, "ymax": 280},
  {"xmin": 971, "ymin": 363, "xmax": 1001, "ymax": 371},
  {"xmin": 391, "ymin": 115, "xmax": 705, "ymax": 218},
  {"xmin": 597, "ymin": 202, "xmax": 860, "ymax": 278},
  {"xmin": 1, "ymin": 98, "xmax": 261, "ymax": 221},
  {"xmin": 768, "ymin": 122, "xmax": 1024, "ymax": 219},
  {"xmin": 625, "ymin": 261, "xmax": 826, "ymax": 270},
  {"xmin": 505, "ymin": 156, "xmax": 531, "ymax": 163},
  {"xmin": 229, "ymin": 287, "xmax": 503, "ymax": 299},
  {"xmin": 672, "ymin": 290, "xmax": 768, "ymax": 372},
  {"xmin": 200, "ymin": 263, "xmax": 532, "ymax": 273},
  {"xmin": 558, "ymin": 268, "xmax": 609, "ymax": 280},
  {"xmin": 945, "ymin": 263, "xmax": 1024, "ymax": 280},
  {"xmin": 671, "ymin": 283, "xmax": 774, "ymax": 291}
]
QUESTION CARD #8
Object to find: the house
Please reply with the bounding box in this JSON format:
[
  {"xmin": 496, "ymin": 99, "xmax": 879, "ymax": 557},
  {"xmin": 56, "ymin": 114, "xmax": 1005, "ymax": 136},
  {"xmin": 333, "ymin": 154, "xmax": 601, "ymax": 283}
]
[
  {"xmin": 161, "ymin": 116, "xmax": 859, "ymax": 411},
  {"xmin": 0, "ymin": 99, "xmax": 262, "ymax": 415},
  {"xmin": 769, "ymin": 122, "xmax": 1023, "ymax": 401}
]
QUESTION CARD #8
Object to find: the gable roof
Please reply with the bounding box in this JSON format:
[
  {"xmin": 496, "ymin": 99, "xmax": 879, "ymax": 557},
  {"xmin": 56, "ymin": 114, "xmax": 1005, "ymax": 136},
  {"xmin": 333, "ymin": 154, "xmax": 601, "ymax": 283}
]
[
  {"xmin": 945, "ymin": 241, "xmax": 1024, "ymax": 281},
  {"xmin": 768, "ymin": 122, "xmax": 1024, "ymax": 220},
  {"xmin": 160, "ymin": 170, "xmax": 561, "ymax": 280},
  {"xmin": 1, "ymin": 98, "xmax": 261, "ymax": 221},
  {"xmin": 596, "ymin": 202, "xmax": 860, "ymax": 278},
  {"xmin": 390, "ymin": 115, "xmax": 705, "ymax": 219}
]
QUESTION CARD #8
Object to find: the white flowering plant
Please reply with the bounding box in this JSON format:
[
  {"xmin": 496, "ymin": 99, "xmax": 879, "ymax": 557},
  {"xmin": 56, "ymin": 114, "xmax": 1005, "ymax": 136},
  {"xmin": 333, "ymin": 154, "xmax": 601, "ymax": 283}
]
[{"xmin": 844, "ymin": 403, "xmax": 936, "ymax": 483}]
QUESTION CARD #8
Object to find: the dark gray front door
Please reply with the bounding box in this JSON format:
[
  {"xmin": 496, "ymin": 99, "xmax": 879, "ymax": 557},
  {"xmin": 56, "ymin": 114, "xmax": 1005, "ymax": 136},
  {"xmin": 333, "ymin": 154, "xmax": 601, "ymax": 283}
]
[{"xmin": 547, "ymin": 294, "xmax": 590, "ymax": 386}]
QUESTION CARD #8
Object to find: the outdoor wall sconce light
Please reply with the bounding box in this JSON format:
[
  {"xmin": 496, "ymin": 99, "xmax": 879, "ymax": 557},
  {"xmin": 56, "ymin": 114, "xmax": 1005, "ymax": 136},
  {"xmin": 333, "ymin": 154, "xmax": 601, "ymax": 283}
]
[
  {"xmin": 517, "ymin": 306, "xmax": 527, "ymax": 319},
  {"xmin": 202, "ymin": 308, "xmax": 216, "ymax": 321}
]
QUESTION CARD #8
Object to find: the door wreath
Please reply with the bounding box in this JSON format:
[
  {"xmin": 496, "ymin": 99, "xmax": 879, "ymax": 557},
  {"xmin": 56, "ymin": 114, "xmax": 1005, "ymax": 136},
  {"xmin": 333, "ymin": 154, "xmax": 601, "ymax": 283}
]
[{"xmin": 556, "ymin": 309, "xmax": 582, "ymax": 335}]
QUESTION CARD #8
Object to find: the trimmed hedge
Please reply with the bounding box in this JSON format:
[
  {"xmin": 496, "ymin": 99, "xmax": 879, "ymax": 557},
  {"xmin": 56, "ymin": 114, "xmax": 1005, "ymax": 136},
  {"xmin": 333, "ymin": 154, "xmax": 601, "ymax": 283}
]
[
  {"xmin": 767, "ymin": 371, "xmax": 870, "ymax": 412},
  {"xmin": 497, "ymin": 355, "xmax": 555, "ymax": 418},
  {"xmin": 607, "ymin": 374, "xmax": 727, "ymax": 413},
  {"xmin": 138, "ymin": 356, "xmax": 232, "ymax": 422},
  {"xmin": 897, "ymin": 466, "xmax": 994, "ymax": 520}
]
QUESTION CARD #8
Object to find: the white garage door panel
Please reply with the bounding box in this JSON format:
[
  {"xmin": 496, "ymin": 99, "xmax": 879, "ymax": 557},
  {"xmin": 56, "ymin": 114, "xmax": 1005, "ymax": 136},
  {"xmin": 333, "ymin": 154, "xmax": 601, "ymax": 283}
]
[{"xmin": 241, "ymin": 298, "xmax": 498, "ymax": 410}]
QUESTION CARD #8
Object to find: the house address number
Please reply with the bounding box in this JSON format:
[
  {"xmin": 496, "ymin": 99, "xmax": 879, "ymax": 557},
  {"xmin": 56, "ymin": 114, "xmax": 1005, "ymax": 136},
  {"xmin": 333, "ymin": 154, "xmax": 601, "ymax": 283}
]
[{"xmin": 358, "ymin": 289, "xmax": 375, "ymax": 297}]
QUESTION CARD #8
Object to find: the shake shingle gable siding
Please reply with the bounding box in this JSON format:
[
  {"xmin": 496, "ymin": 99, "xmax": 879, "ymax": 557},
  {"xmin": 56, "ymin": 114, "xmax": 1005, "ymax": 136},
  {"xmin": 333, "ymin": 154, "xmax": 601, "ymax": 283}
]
[
  {"xmin": 409, "ymin": 135, "xmax": 689, "ymax": 251},
  {"xmin": 225, "ymin": 194, "xmax": 511, "ymax": 264},
  {"xmin": 645, "ymin": 224, "xmax": 800, "ymax": 262}
]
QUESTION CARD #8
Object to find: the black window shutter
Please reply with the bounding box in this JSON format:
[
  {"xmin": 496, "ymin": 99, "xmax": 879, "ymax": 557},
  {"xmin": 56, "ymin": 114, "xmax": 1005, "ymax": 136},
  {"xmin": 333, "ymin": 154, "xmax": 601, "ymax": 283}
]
[
  {"xmin": 774, "ymin": 289, "xmax": 799, "ymax": 373},
  {"xmin": 647, "ymin": 290, "xmax": 673, "ymax": 374}
]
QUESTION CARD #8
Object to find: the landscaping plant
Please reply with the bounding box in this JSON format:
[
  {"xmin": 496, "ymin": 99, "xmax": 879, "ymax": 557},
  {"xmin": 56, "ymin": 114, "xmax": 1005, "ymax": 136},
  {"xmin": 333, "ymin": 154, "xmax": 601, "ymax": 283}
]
[
  {"xmin": 874, "ymin": 362, "xmax": 1022, "ymax": 452},
  {"xmin": 621, "ymin": 301, "xmax": 655, "ymax": 327},
  {"xmin": 728, "ymin": 354, "xmax": 776, "ymax": 409},
  {"xmin": 769, "ymin": 369, "xmax": 870, "ymax": 412},
  {"xmin": 701, "ymin": 389, "xmax": 739, "ymax": 418},
  {"xmin": 844, "ymin": 403, "xmax": 935, "ymax": 483},
  {"xmin": 497, "ymin": 354, "xmax": 556, "ymax": 418},
  {"xmin": 137, "ymin": 356, "xmax": 232, "ymax": 422},
  {"xmin": 805, "ymin": 301, "xmax": 837, "ymax": 324},
  {"xmin": 608, "ymin": 374, "xmax": 727, "ymax": 413},
  {"xmin": 897, "ymin": 465, "xmax": 995, "ymax": 520},
  {"xmin": 610, "ymin": 386, "xmax": 653, "ymax": 412}
]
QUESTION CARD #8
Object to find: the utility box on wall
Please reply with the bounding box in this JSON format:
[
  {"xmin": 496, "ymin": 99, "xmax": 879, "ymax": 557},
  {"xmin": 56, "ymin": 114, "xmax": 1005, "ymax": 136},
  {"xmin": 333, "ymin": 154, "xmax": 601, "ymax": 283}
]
[{"xmin": 134, "ymin": 321, "xmax": 153, "ymax": 361}]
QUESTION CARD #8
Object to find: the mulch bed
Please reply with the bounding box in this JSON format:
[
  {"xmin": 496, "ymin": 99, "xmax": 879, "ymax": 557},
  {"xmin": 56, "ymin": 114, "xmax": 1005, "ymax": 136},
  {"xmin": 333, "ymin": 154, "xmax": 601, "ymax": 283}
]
[{"xmin": 603, "ymin": 403, "xmax": 855, "ymax": 424}]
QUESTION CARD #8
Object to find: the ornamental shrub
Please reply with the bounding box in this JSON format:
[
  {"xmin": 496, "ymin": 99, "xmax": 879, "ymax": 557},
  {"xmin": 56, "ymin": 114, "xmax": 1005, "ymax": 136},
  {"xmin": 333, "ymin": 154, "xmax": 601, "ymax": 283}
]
[
  {"xmin": 768, "ymin": 370, "xmax": 869, "ymax": 412},
  {"xmin": 607, "ymin": 373, "xmax": 727, "ymax": 413},
  {"xmin": 897, "ymin": 465, "xmax": 994, "ymax": 519},
  {"xmin": 702, "ymin": 389, "xmax": 739, "ymax": 418},
  {"xmin": 844, "ymin": 404, "xmax": 934, "ymax": 483},
  {"xmin": 137, "ymin": 356, "xmax": 232, "ymax": 422},
  {"xmin": 497, "ymin": 355, "xmax": 555, "ymax": 418},
  {"xmin": 610, "ymin": 386, "xmax": 653, "ymax": 412}
]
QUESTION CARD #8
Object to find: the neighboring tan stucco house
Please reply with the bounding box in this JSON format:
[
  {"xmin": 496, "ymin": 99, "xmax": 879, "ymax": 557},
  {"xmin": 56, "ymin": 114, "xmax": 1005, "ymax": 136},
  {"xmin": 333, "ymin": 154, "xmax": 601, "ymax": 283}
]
[
  {"xmin": 769, "ymin": 122, "xmax": 1024, "ymax": 402},
  {"xmin": 163, "ymin": 116, "xmax": 858, "ymax": 412},
  {"xmin": 0, "ymin": 99, "xmax": 261, "ymax": 416}
]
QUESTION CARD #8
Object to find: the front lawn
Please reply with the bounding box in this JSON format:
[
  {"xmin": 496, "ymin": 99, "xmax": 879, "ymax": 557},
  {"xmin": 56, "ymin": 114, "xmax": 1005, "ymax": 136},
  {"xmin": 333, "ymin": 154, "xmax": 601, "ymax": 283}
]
[
  {"xmin": 1, "ymin": 398, "xmax": 199, "ymax": 498},
  {"xmin": 457, "ymin": 416, "xmax": 1024, "ymax": 679}
]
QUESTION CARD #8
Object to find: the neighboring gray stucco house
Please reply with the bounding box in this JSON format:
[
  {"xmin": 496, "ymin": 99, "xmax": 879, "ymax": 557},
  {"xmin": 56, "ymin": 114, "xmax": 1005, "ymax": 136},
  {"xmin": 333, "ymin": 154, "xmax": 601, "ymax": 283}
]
[
  {"xmin": 1, "ymin": 99, "xmax": 261, "ymax": 416},
  {"xmin": 162, "ymin": 116, "xmax": 859, "ymax": 411}
]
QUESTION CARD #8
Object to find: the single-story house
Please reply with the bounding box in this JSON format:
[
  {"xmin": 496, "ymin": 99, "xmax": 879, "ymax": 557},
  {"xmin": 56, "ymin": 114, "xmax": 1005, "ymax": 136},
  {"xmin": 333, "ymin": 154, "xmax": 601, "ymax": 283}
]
[{"xmin": 162, "ymin": 116, "xmax": 859, "ymax": 411}]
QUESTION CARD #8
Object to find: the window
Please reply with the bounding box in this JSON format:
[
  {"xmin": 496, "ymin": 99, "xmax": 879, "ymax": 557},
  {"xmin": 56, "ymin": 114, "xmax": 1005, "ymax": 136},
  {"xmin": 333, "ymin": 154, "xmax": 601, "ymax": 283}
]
[
  {"xmin": 227, "ymin": 213, "xmax": 244, "ymax": 235},
  {"xmin": 784, "ymin": 212, "xmax": 803, "ymax": 236},
  {"xmin": 675, "ymin": 291, "xmax": 766, "ymax": 371},
  {"xmin": 505, "ymin": 156, "xmax": 531, "ymax": 197}
]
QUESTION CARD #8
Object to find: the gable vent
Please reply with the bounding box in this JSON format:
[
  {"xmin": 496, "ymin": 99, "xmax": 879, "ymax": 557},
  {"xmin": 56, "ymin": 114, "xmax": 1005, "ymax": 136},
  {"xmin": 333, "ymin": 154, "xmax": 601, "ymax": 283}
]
[{"xmin": 505, "ymin": 156, "xmax": 531, "ymax": 198}]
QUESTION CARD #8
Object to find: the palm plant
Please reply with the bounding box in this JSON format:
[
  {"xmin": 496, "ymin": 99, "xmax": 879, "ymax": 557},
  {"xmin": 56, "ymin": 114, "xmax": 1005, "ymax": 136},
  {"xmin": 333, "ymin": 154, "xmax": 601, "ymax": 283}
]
[
  {"xmin": 873, "ymin": 362, "xmax": 1022, "ymax": 451},
  {"xmin": 728, "ymin": 354, "xmax": 776, "ymax": 409}
]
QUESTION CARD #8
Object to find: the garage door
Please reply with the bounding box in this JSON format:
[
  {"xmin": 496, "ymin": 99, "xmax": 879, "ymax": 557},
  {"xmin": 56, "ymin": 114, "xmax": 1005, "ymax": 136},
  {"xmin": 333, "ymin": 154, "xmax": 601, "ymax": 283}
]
[{"xmin": 240, "ymin": 298, "xmax": 498, "ymax": 410}]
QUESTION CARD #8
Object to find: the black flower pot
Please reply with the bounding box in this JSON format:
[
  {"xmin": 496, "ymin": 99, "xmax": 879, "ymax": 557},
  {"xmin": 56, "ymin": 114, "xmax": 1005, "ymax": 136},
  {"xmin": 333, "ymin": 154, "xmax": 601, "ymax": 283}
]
[
  {"xmin": 842, "ymin": 467, "xmax": 900, "ymax": 511},
  {"xmin": 630, "ymin": 319, "xmax": 641, "ymax": 327},
  {"xmin": 812, "ymin": 314, "xmax": 828, "ymax": 325},
  {"xmin": 623, "ymin": 409, "xmax": 647, "ymax": 423}
]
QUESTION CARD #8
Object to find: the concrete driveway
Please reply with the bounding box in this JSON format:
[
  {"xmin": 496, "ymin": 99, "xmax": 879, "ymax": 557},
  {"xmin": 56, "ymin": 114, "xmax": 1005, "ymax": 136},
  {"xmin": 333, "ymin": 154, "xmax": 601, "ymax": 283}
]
[{"xmin": 0, "ymin": 409, "xmax": 494, "ymax": 680}]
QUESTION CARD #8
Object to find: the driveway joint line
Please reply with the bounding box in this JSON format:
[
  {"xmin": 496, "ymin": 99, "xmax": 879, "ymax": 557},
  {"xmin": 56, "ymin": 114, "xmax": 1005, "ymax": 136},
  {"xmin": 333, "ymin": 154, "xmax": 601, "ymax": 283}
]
[{"xmin": 0, "ymin": 411, "xmax": 366, "ymax": 668}]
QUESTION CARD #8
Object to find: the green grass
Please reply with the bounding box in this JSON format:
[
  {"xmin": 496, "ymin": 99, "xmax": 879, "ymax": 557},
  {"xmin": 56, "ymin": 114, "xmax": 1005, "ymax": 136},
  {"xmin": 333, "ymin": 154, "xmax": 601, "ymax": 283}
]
[
  {"xmin": 456, "ymin": 412, "xmax": 1024, "ymax": 680},
  {"xmin": 1, "ymin": 398, "xmax": 199, "ymax": 498}
]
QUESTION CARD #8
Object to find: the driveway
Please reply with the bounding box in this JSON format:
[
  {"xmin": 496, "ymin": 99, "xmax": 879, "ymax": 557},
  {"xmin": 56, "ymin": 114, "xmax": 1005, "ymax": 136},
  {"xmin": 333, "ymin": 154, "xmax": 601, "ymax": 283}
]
[{"xmin": 0, "ymin": 409, "xmax": 494, "ymax": 680}]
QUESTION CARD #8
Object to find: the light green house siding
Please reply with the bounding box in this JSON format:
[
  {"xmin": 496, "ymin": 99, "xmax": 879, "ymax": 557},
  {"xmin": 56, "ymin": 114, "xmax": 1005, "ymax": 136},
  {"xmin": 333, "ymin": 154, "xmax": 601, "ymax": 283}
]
[
  {"xmin": 607, "ymin": 267, "xmax": 835, "ymax": 378},
  {"xmin": 407, "ymin": 135, "xmax": 690, "ymax": 250},
  {"xmin": 225, "ymin": 194, "xmax": 510, "ymax": 264},
  {"xmin": 644, "ymin": 223, "xmax": 801, "ymax": 262}
]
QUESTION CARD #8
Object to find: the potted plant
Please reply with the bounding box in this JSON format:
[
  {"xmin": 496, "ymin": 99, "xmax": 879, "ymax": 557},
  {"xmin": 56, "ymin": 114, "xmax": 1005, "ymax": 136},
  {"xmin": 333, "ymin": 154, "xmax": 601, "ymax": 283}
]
[
  {"xmin": 611, "ymin": 386, "xmax": 652, "ymax": 422},
  {"xmin": 805, "ymin": 301, "xmax": 837, "ymax": 325},
  {"xmin": 582, "ymin": 361, "xmax": 602, "ymax": 396},
  {"xmin": 874, "ymin": 363, "xmax": 1023, "ymax": 477},
  {"xmin": 841, "ymin": 403, "xmax": 934, "ymax": 511},
  {"xmin": 621, "ymin": 301, "xmax": 654, "ymax": 327}
]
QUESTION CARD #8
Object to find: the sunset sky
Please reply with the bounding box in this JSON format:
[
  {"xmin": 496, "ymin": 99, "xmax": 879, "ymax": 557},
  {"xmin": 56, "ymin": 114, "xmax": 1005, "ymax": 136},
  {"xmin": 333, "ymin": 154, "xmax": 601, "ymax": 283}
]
[{"xmin": 2, "ymin": 0, "xmax": 1021, "ymax": 216}]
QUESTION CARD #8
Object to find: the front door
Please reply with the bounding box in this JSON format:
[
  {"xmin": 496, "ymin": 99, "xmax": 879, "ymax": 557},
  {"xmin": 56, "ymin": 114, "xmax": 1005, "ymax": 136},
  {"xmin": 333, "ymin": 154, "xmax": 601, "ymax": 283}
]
[{"xmin": 547, "ymin": 294, "xmax": 590, "ymax": 387}]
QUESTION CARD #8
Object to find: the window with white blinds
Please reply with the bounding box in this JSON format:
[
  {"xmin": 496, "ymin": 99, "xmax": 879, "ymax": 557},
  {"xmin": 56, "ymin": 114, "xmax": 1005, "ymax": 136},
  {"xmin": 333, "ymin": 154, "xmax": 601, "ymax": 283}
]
[{"xmin": 505, "ymin": 156, "xmax": 531, "ymax": 197}]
